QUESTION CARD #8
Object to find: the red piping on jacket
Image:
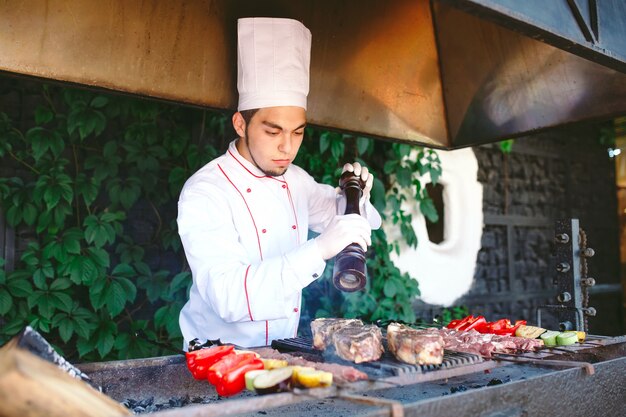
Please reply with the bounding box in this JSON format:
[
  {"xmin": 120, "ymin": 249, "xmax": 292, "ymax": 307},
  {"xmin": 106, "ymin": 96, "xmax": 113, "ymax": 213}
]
[
  {"xmin": 227, "ymin": 149, "xmax": 287, "ymax": 184},
  {"xmin": 218, "ymin": 161, "xmax": 268, "ymax": 343},
  {"xmin": 243, "ymin": 265, "xmax": 253, "ymax": 320},
  {"xmin": 217, "ymin": 164, "xmax": 264, "ymax": 260}
]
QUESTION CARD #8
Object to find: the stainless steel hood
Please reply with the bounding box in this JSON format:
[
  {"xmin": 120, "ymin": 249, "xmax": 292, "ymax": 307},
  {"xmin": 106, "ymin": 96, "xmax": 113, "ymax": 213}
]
[{"xmin": 1, "ymin": 0, "xmax": 625, "ymax": 149}]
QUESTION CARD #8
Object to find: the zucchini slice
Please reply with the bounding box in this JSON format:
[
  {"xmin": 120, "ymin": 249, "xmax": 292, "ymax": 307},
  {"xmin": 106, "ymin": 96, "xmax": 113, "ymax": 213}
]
[
  {"xmin": 556, "ymin": 332, "xmax": 578, "ymax": 346},
  {"xmin": 253, "ymin": 367, "xmax": 294, "ymax": 395},
  {"xmin": 245, "ymin": 369, "xmax": 268, "ymax": 391},
  {"xmin": 540, "ymin": 330, "xmax": 560, "ymax": 347},
  {"xmin": 563, "ymin": 330, "xmax": 586, "ymax": 343}
]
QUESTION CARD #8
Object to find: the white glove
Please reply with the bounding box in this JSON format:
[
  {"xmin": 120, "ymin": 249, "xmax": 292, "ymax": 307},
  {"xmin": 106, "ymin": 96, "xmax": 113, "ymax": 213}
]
[
  {"xmin": 336, "ymin": 162, "xmax": 382, "ymax": 229},
  {"xmin": 315, "ymin": 214, "xmax": 372, "ymax": 260},
  {"xmin": 341, "ymin": 162, "xmax": 374, "ymax": 207}
]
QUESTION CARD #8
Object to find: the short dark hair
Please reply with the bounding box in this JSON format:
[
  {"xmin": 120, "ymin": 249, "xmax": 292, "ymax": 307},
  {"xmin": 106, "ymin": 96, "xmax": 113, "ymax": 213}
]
[{"xmin": 240, "ymin": 109, "xmax": 260, "ymax": 126}]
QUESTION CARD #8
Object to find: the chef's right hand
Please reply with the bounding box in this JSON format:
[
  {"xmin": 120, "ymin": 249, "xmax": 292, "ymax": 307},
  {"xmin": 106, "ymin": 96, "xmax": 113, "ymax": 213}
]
[{"xmin": 315, "ymin": 214, "xmax": 372, "ymax": 261}]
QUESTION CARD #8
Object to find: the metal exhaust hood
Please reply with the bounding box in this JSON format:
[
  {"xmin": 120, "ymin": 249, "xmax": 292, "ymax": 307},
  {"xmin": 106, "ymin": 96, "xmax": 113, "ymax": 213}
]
[{"xmin": 1, "ymin": 0, "xmax": 625, "ymax": 149}]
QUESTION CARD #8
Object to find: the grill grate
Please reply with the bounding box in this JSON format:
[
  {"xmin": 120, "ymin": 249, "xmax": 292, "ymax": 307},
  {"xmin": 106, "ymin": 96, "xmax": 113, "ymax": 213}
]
[{"xmin": 271, "ymin": 336, "xmax": 483, "ymax": 377}]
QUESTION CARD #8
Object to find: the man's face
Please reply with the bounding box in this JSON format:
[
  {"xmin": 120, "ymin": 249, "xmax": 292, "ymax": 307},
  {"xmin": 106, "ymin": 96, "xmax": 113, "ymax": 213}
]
[{"xmin": 234, "ymin": 106, "xmax": 306, "ymax": 177}]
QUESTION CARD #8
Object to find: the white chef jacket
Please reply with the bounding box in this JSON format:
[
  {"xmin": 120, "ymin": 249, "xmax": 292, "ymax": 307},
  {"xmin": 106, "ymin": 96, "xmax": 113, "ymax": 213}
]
[{"xmin": 178, "ymin": 140, "xmax": 341, "ymax": 347}]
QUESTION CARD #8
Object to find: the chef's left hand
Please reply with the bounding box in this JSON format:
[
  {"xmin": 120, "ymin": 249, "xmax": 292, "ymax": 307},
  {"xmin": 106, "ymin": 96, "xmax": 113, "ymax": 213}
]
[
  {"xmin": 342, "ymin": 162, "xmax": 374, "ymax": 203},
  {"xmin": 336, "ymin": 162, "xmax": 381, "ymax": 229}
]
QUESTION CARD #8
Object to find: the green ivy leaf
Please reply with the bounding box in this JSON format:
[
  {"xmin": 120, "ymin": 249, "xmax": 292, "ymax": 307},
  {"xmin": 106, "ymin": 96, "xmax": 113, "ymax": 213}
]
[
  {"xmin": 5, "ymin": 205, "xmax": 23, "ymax": 226},
  {"xmin": 84, "ymin": 153, "xmax": 121, "ymax": 182},
  {"xmin": 57, "ymin": 316, "xmax": 75, "ymax": 342},
  {"xmin": 154, "ymin": 302, "xmax": 183, "ymax": 337},
  {"xmin": 27, "ymin": 127, "xmax": 65, "ymax": 161},
  {"xmin": 0, "ymin": 288, "xmax": 12, "ymax": 315},
  {"xmin": 168, "ymin": 166, "xmax": 188, "ymax": 196},
  {"xmin": 169, "ymin": 271, "xmax": 191, "ymax": 296},
  {"xmin": 6, "ymin": 272, "xmax": 33, "ymax": 297},
  {"xmin": 420, "ymin": 197, "xmax": 439, "ymax": 223},
  {"xmin": 106, "ymin": 279, "xmax": 129, "ymax": 317},
  {"xmin": 35, "ymin": 105, "xmax": 54, "ymax": 125},
  {"xmin": 83, "ymin": 214, "xmax": 117, "ymax": 248},
  {"xmin": 75, "ymin": 173, "xmax": 99, "ymax": 206},
  {"xmin": 383, "ymin": 279, "xmax": 398, "ymax": 298},
  {"xmin": 22, "ymin": 203, "xmax": 37, "ymax": 226},
  {"xmin": 114, "ymin": 276, "xmax": 137, "ymax": 305},
  {"xmin": 50, "ymin": 278, "xmax": 72, "ymax": 291},
  {"xmin": 87, "ymin": 247, "xmax": 110, "ymax": 268},
  {"xmin": 77, "ymin": 336, "xmax": 95, "ymax": 357},
  {"xmin": 90, "ymin": 96, "xmax": 109, "ymax": 109},
  {"xmin": 94, "ymin": 321, "xmax": 117, "ymax": 358},
  {"xmin": 356, "ymin": 137, "xmax": 371, "ymax": 156},
  {"xmin": 65, "ymin": 255, "xmax": 99, "ymax": 284},
  {"xmin": 89, "ymin": 277, "xmax": 108, "ymax": 310},
  {"xmin": 116, "ymin": 241, "xmax": 145, "ymax": 264},
  {"xmin": 107, "ymin": 177, "xmax": 141, "ymax": 209},
  {"xmin": 383, "ymin": 160, "xmax": 398, "ymax": 175},
  {"xmin": 50, "ymin": 291, "xmax": 73, "ymax": 313},
  {"xmin": 319, "ymin": 132, "xmax": 330, "ymax": 154},
  {"xmin": 2, "ymin": 316, "xmax": 28, "ymax": 337},
  {"xmin": 33, "ymin": 269, "xmax": 48, "ymax": 290},
  {"xmin": 138, "ymin": 269, "xmax": 169, "ymax": 303},
  {"xmin": 396, "ymin": 166, "xmax": 413, "ymax": 188},
  {"xmin": 112, "ymin": 263, "xmax": 136, "ymax": 278},
  {"xmin": 330, "ymin": 137, "xmax": 345, "ymax": 160}
]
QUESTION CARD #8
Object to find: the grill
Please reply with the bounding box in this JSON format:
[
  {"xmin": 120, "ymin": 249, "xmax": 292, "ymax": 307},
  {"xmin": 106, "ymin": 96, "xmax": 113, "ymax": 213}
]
[{"xmin": 271, "ymin": 336, "xmax": 483, "ymax": 377}]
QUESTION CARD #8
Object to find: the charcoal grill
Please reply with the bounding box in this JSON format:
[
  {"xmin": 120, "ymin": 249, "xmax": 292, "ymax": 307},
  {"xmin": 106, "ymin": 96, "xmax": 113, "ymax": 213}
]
[
  {"xmin": 70, "ymin": 335, "xmax": 626, "ymax": 417},
  {"xmin": 271, "ymin": 336, "xmax": 483, "ymax": 376},
  {"xmin": 66, "ymin": 333, "xmax": 626, "ymax": 416}
]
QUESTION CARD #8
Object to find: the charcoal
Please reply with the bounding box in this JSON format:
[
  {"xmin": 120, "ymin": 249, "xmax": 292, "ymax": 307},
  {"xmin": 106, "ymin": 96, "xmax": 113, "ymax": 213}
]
[{"xmin": 123, "ymin": 395, "xmax": 212, "ymax": 414}]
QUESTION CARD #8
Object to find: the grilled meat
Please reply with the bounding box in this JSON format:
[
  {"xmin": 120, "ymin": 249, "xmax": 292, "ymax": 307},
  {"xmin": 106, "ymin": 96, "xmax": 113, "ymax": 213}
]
[
  {"xmin": 434, "ymin": 328, "xmax": 544, "ymax": 357},
  {"xmin": 332, "ymin": 324, "xmax": 384, "ymax": 364},
  {"xmin": 310, "ymin": 318, "xmax": 363, "ymax": 350},
  {"xmin": 386, "ymin": 323, "xmax": 445, "ymax": 365}
]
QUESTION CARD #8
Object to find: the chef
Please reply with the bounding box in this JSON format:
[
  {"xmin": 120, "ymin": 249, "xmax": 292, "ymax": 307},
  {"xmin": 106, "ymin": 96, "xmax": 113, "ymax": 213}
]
[{"xmin": 177, "ymin": 17, "xmax": 381, "ymax": 347}]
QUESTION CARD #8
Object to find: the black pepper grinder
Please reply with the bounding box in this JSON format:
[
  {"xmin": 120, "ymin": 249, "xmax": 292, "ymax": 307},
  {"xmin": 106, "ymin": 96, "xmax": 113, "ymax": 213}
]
[{"xmin": 332, "ymin": 170, "xmax": 367, "ymax": 292}]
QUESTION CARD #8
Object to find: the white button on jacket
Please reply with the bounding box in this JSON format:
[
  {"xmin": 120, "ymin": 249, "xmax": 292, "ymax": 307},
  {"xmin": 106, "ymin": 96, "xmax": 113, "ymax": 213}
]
[{"xmin": 178, "ymin": 140, "xmax": 337, "ymax": 347}]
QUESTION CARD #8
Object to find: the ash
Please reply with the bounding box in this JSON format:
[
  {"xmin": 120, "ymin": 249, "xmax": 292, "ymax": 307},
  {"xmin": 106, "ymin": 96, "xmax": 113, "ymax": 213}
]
[{"xmin": 122, "ymin": 395, "xmax": 212, "ymax": 414}]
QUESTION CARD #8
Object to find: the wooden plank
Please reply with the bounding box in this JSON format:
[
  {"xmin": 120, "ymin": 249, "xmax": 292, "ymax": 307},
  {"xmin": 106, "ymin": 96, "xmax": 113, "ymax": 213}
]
[{"xmin": 0, "ymin": 339, "xmax": 131, "ymax": 417}]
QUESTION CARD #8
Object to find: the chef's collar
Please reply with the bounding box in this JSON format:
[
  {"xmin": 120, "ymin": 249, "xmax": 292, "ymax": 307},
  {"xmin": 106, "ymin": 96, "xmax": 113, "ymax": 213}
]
[{"xmin": 227, "ymin": 139, "xmax": 284, "ymax": 179}]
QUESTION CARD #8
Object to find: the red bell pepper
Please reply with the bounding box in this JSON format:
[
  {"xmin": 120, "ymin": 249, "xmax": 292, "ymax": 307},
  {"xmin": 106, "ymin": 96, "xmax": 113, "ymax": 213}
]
[
  {"xmin": 447, "ymin": 318, "xmax": 463, "ymax": 329},
  {"xmin": 216, "ymin": 359, "xmax": 264, "ymax": 397},
  {"xmin": 185, "ymin": 345, "xmax": 234, "ymax": 380},
  {"xmin": 448, "ymin": 315, "xmax": 474, "ymax": 330},
  {"xmin": 460, "ymin": 316, "xmax": 486, "ymax": 331},
  {"xmin": 492, "ymin": 319, "xmax": 521, "ymax": 336},
  {"xmin": 475, "ymin": 319, "xmax": 528, "ymax": 336},
  {"xmin": 507, "ymin": 320, "xmax": 527, "ymax": 336},
  {"xmin": 207, "ymin": 352, "xmax": 258, "ymax": 385},
  {"xmin": 448, "ymin": 315, "xmax": 528, "ymax": 336}
]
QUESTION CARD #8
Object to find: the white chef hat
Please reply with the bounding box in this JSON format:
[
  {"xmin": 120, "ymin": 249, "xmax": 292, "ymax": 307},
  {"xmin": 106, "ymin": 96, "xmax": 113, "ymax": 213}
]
[{"xmin": 237, "ymin": 17, "xmax": 312, "ymax": 111}]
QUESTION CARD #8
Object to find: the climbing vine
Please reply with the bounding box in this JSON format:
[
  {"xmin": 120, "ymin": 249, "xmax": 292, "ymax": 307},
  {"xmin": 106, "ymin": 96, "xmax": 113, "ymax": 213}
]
[{"xmin": 0, "ymin": 81, "xmax": 441, "ymax": 359}]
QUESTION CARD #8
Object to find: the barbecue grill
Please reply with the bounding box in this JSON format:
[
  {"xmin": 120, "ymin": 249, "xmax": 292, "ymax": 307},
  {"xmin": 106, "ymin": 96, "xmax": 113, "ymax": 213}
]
[
  {"xmin": 73, "ymin": 332, "xmax": 626, "ymax": 417},
  {"xmin": 271, "ymin": 336, "xmax": 484, "ymax": 377}
]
